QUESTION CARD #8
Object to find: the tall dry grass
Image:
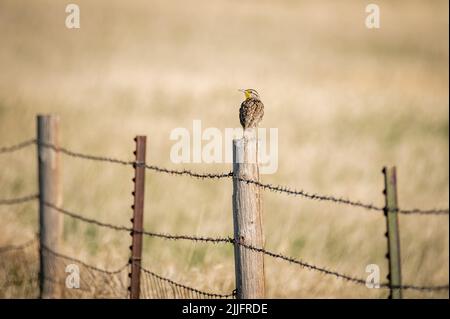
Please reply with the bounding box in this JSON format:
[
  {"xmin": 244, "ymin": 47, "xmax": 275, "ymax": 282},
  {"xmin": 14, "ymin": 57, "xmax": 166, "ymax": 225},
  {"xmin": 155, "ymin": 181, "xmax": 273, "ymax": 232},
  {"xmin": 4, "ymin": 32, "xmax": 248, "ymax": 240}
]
[{"xmin": 0, "ymin": 0, "xmax": 448, "ymax": 298}]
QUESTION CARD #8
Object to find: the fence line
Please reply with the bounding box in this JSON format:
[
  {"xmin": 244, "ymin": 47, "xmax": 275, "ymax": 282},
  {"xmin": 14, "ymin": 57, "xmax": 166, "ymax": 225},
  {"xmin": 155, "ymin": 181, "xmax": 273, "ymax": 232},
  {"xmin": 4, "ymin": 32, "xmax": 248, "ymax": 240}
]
[
  {"xmin": 39, "ymin": 201, "xmax": 447, "ymax": 292},
  {"xmin": 0, "ymin": 238, "xmax": 37, "ymax": 254},
  {"xmin": 1, "ymin": 139, "xmax": 447, "ymax": 215},
  {"xmin": 0, "ymin": 139, "xmax": 36, "ymax": 154},
  {"xmin": 1, "ymin": 233, "xmax": 447, "ymax": 293},
  {"xmin": 42, "ymin": 201, "xmax": 232, "ymax": 244},
  {"xmin": 1, "ymin": 135, "xmax": 449, "ymax": 298},
  {"xmin": 0, "ymin": 240, "xmax": 234, "ymax": 299},
  {"xmin": 139, "ymin": 264, "xmax": 235, "ymax": 299},
  {"xmin": 41, "ymin": 244, "xmax": 128, "ymax": 275},
  {"xmin": 234, "ymin": 241, "xmax": 449, "ymax": 292},
  {"xmin": 0, "ymin": 194, "xmax": 39, "ymax": 205}
]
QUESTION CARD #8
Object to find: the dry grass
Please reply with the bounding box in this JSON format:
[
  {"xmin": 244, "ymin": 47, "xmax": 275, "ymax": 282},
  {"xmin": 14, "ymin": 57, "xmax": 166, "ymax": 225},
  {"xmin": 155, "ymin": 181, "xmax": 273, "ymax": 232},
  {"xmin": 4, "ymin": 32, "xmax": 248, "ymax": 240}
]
[{"xmin": 0, "ymin": 0, "xmax": 448, "ymax": 298}]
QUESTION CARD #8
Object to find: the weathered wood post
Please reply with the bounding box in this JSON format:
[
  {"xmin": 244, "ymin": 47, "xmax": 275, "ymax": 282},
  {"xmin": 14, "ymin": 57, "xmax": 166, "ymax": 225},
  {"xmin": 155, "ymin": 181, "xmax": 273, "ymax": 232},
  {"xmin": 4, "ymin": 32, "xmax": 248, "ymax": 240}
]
[
  {"xmin": 232, "ymin": 136, "xmax": 265, "ymax": 299},
  {"xmin": 37, "ymin": 114, "xmax": 63, "ymax": 298},
  {"xmin": 383, "ymin": 166, "xmax": 402, "ymax": 299},
  {"xmin": 129, "ymin": 136, "xmax": 146, "ymax": 299}
]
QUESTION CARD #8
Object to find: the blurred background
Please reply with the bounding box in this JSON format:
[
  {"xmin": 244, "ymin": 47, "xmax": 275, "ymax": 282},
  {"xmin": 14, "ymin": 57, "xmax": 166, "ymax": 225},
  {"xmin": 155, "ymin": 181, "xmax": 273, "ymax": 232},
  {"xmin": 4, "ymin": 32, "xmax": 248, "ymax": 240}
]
[{"xmin": 0, "ymin": 0, "xmax": 448, "ymax": 298}]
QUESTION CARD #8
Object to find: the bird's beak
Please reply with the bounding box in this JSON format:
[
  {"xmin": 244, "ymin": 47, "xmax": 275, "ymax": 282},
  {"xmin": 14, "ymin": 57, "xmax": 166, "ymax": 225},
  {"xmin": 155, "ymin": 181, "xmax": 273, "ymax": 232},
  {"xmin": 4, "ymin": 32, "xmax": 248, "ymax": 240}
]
[{"xmin": 238, "ymin": 89, "xmax": 245, "ymax": 93}]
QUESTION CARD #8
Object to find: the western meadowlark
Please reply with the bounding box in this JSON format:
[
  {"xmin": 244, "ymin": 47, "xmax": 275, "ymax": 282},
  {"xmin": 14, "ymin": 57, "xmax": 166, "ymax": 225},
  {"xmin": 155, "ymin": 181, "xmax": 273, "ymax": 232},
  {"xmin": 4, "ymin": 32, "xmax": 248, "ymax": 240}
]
[{"xmin": 239, "ymin": 89, "xmax": 264, "ymax": 131}]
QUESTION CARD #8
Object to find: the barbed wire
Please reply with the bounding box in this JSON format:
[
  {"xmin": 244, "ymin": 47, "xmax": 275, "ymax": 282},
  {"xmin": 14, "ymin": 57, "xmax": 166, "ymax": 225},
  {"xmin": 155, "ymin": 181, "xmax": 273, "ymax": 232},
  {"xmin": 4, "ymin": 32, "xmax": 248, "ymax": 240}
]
[
  {"xmin": 41, "ymin": 244, "xmax": 128, "ymax": 275},
  {"xmin": 36, "ymin": 202, "xmax": 450, "ymax": 292},
  {"xmin": 0, "ymin": 139, "xmax": 36, "ymax": 154},
  {"xmin": 41, "ymin": 245, "xmax": 128, "ymax": 298},
  {"xmin": 139, "ymin": 264, "xmax": 235, "ymax": 299},
  {"xmin": 233, "ymin": 240, "xmax": 449, "ymax": 292},
  {"xmin": 0, "ymin": 238, "xmax": 37, "ymax": 254},
  {"xmin": 396, "ymin": 208, "xmax": 449, "ymax": 216},
  {"xmin": 43, "ymin": 202, "xmax": 232, "ymax": 244},
  {"xmin": 0, "ymin": 194, "xmax": 39, "ymax": 205},
  {"xmin": 0, "ymin": 139, "xmax": 436, "ymax": 214},
  {"xmin": 233, "ymin": 176, "xmax": 385, "ymax": 212},
  {"xmin": 37, "ymin": 142, "xmax": 133, "ymax": 166},
  {"xmin": 36, "ymin": 141, "xmax": 448, "ymax": 215}
]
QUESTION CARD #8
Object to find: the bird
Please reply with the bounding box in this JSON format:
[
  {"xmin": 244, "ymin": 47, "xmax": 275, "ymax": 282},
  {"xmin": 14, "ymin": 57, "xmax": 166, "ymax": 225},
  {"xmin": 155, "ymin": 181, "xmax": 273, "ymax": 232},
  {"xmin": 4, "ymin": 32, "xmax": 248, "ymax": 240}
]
[{"xmin": 238, "ymin": 89, "xmax": 264, "ymax": 131}]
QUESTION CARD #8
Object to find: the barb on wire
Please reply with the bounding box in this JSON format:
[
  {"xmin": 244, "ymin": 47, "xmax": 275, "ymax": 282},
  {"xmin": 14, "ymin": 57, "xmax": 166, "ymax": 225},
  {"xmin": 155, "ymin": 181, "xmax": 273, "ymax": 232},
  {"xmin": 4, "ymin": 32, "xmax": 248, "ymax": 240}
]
[
  {"xmin": 233, "ymin": 175, "xmax": 384, "ymax": 212},
  {"xmin": 37, "ymin": 141, "xmax": 449, "ymax": 214},
  {"xmin": 143, "ymin": 164, "xmax": 233, "ymax": 180},
  {"xmin": 41, "ymin": 244, "xmax": 128, "ymax": 275},
  {"xmin": 0, "ymin": 139, "xmax": 36, "ymax": 154},
  {"xmin": 0, "ymin": 238, "xmax": 36, "ymax": 254},
  {"xmin": 39, "ymin": 141, "xmax": 232, "ymax": 179},
  {"xmin": 0, "ymin": 194, "xmax": 39, "ymax": 206},
  {"xmin": 233, "ymin": 240, "xmax": 449, "ymax": 292},
  {"xmin": 37, "ymin": 142, "xmax": 133, "ymax": 166},
  {"xmin": 43, "ymin": 202, "xmax": 232, "ymax": 244},
  {"xmin": 139, "ymin": 264, "xmax": 234, "ymax": 299},
  {"xmin": 41, "ymin": 244, "xmax": 129, "ymax": 298},
  {"xmin": 397, "ymin": 208, "xmax": 449, "ymax": 216}
]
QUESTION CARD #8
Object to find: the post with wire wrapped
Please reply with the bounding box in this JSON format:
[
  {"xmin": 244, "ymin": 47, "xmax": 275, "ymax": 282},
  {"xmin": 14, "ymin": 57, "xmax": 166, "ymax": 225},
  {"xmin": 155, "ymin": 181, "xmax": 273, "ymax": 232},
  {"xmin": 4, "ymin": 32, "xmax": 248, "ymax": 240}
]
[
  {"xmin": 37, "ymin": 114, "xmax": 63, "ymax": 298},
  {"xmin": 232, "ymin": 137, "xmax": 265, "ymax": 299},
  {"xmin": 128, "ymin": 136, "xmax": 147, "ymax": 299},
  {"xmin": 383, "ymin": 166, "xmax": 402, "ymax": 299}
]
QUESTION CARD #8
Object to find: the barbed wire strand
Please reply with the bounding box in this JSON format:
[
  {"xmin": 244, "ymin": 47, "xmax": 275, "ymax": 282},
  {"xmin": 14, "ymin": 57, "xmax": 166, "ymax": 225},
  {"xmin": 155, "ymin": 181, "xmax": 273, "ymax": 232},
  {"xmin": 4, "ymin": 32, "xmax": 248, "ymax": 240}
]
[
  {"xmin": 0, "ymin": 238, "xmax": 36, "ymax": 254},
  {"xmin": 139, "ymin": 264, "xmax": 234, "ymax": 299},
  {"xmin": 41, "ymin": 248, "xmax": 128, "ymax": 298},
  {"xmin": 43, "ymin": 202, "xmax": 232, "ymax": 244},
  {"xmin": 0, "ymin": 194, "xmax": 39, "ymax": 205},
  {"xmin": 395, "ymin": 208, "xmax": 449, "ymax": 216},
  {"xmin": 38, "ymin": 202, "xmax": 450, "ymax": 292},
  {"xmin": 0, "ymin": 139, "xmax": 36, "ymax": 154},
  {"xmin": 41, "ymin": 244, "xmax": 128, "ymax": 275},
  {"xmin": 234, "ymin": 240, "xmax": 449, "ymax": 292},
  {"xmin": 2, "ymin": 140, "xmax": 447, "ymax": 214},
  {"xmin": 29, "ymin": 141, "xmax": 448, "ymax": 215}
]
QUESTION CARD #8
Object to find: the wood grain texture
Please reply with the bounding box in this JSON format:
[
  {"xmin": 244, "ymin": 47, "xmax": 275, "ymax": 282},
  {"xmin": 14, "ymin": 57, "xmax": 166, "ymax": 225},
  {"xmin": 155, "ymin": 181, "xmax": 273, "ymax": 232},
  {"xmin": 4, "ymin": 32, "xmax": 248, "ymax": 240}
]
[
  {"xmin": 37, "ymin": 114, "xmax": 62, "ymax": 298},
  {"xmin": 232, "ymin": 137, "xmax": 265, "ymax": 299}
]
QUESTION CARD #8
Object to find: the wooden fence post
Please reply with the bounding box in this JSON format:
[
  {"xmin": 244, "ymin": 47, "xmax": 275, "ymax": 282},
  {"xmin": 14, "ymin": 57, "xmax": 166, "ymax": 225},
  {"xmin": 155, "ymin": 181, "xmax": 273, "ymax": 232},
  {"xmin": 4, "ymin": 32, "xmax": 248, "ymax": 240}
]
[
  {"xmin": 232, "ymin": 137, "xmax": 265, "ymax": 299},
  {"xmin": 383, "ymin": 166, "xmax": 402, "ymax": 299},
  {"xmin": 37, "ymin": 114, "xmax": 63, "ymax": 299},
  {"xmin": 129, "ymin": 136, "xmax": 147, "ymax": 299}
]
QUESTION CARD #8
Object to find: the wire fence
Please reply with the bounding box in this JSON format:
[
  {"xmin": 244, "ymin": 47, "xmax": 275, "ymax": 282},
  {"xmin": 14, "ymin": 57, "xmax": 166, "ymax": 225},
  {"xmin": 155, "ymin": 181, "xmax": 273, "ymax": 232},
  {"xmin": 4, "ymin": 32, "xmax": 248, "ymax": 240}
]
[
  {"xmin": 2, "ymin": 139, "xmax": 448, "ymax": 215},
  {"xmin": 1, "ymin": 138, "xmax": 449, "ymax": 298}
]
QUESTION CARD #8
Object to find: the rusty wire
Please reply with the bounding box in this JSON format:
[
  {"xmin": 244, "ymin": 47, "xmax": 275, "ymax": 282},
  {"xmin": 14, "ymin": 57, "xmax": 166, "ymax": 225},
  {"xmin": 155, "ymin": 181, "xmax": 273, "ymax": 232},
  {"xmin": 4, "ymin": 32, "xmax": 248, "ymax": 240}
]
[
  {"xmin": 139, "ymin": 264, "xmax": 235, "ymax": 299},
  {"xmin": 0, "ymin": 238, "xmax": 37, "ymax": 254},
  {"xmin": 0, "ymin": 194, "xmax": 39, "ymax": 205},
  {"xmin": 43, "ymin": 201, "xmax": 232, "ymax": 244},
  {"xmin": 395, "ymin": 208, "xmax": 449, "ymax": 216},
  {"xmin": 232, "ymin": 240, "xmax": 449, "ymax": 292},
  {"xmin": 32, "ymin": 141, "xmax": 448, "ymax": 215},
  {"xmin": 41, "ymin": 244, "xmax": 128, "ymax": 275},
  {"xmin": 1, "ymin": 139, "xmax": 448, "ymax": 215},
  {"xmin": 0, "ymin": 139, "xmax": 36, "ymax": 154},
  {"xmin": 40, "ymin": 245, "xmax": 128, "ymax": 298},
  {"xmin": 38, "ymin": 202, "xmax": 450, "ymax": 292}
]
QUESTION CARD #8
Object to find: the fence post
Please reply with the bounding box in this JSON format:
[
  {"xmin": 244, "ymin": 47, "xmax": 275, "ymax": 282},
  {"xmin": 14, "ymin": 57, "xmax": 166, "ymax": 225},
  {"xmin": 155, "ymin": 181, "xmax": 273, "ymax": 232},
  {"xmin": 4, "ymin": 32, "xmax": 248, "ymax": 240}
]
[
  {"xmin": 232, "ymin": 137, "xmax": 265, "ymax": 299},
  {"xmin": 37, "ymin": 114, "xmax": 63, "ymax": 299},
  {"xmin": 383, "ymin": 166, "xmax": 402, "ymax": 299},
  {"xmin": 129, "ymin": 136, "xmax": 147, "ymax": 299}
]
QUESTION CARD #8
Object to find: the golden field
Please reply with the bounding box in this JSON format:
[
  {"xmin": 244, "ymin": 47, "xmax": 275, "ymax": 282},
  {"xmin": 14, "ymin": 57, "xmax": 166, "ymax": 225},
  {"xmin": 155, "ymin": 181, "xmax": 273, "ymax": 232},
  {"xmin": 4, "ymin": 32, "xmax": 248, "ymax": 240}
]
[{"xmin": 0, "ymin": 0, "xmax": 448, "ymax": 298}]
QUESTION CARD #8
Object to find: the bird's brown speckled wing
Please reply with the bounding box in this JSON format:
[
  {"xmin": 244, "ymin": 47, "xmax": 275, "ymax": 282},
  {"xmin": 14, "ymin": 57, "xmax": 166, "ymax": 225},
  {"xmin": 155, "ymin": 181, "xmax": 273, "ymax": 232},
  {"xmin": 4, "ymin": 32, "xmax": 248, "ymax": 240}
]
[{"xmin": 240, "ymin": 98, "xmax": 264, "ymax": 129}]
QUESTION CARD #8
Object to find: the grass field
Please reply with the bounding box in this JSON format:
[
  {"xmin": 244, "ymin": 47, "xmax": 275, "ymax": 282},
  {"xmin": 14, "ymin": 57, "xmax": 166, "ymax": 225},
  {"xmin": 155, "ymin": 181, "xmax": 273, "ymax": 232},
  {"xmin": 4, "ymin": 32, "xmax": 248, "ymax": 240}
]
[{"xmin": 0, "ymin": 0, "xmax": 448, "ymax": 298}]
